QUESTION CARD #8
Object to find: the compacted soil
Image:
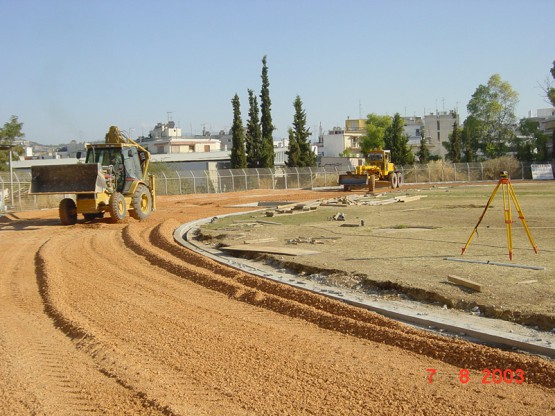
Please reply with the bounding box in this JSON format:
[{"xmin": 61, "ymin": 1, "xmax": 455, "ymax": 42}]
[{"xmin": 1, "ymin": 188, "xmax": 554, "ymax": 415}]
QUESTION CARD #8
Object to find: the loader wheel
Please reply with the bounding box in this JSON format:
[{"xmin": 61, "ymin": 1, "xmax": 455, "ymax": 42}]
[
  {"xmin": 397, "ymin": 172, "xmax": 404, "ymax": 188},
  {"xmin": 108, "ymin": 192, "xmax": 127, "ymax": 222},
  {"xmin": 389, "ymin": 172, "xmax": 398, "ymax": 189},
  {"xmin": 343, "ymin": 185, "xmax": 351, "ymax": 192},
  {"xmin": 130, "ymin": 184, "xmax": 153, "ymax": 221},
  {"xmin": 59, "ymin": 198, "xmax": 77, "ymax": 225}
]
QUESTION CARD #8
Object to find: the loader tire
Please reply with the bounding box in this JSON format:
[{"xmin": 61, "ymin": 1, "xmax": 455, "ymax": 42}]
[
  {"xmin": 130, "ymin": 184, "xmax": 153, "ymax": 221},
  {"xmin": 343, "ymin": 185, "xmax": 351, "ymax": 192},
  {"xmin": 108, "ymin": 192, "xmax": 127, "ymax": 222},
  {"xmin": 389, "ymin": 172, "xmax": 398, "ymax": 189},
  {"xmin": 397, "ymin": 172, "xmax": 404, "ymax": 188},
  {"xmin": 59, "ymin": 198, "xmax": 77, "ymax": 225}
]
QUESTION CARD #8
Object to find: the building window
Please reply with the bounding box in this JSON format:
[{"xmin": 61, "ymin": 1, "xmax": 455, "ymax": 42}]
[{"xmin": 437, "ymin": 132, "xmax": 441, "ymax": 142}]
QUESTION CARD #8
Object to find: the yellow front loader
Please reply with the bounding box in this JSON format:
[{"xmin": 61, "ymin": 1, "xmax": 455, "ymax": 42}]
[
  {"xmin": 338, "ymin": 149, "xmax": 403, "ymax": 191},
  {"xmin": 30, "ymin": 126, "xmax": 156, "ymax": 225}
]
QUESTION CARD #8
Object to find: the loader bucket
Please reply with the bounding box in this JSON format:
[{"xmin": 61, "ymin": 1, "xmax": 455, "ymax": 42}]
[{"xmin": 30, "ymin": 164, "xmax": 107, "ymax": 194}]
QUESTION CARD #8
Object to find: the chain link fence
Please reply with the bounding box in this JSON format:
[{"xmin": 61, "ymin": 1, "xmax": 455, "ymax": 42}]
[{"xmin": 1, "ymin": 160, "xmax": 552, "ymax": 212}]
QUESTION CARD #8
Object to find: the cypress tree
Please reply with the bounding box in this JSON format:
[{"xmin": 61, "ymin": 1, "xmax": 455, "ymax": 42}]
[
  {"xmin": 285, "ymin": 128, "xmax": 301, "ymax": 167},
  {"xmin": 418, "ymin": 138, "xmax": 430, "ymax": 164},
  {"xmin": 245, "ymin": 89, "xmax": 262, "ymax": 168},
  {"xmin": 385, "ymin": 113, "xmax": 414, "ymax": 165},
  {"xmin": 230, "ymin": 94, "xmax": 247, "ymax": 169},
  {"xmin": 288, "ymin": 95, "xmax": 315, "ymax": 167},
  {"xmin": 259, "ymin": 55, "xmax": 275, "ymax": 168}
]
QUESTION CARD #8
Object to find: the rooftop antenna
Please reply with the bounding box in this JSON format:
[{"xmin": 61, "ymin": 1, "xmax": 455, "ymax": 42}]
[
  {"xmin": 358, "ymin": 99, "xmax": 362, "ymax": 119},
  {"xmin": 167, "ymin": 111, "xmax": 174, "ymax": 122}
]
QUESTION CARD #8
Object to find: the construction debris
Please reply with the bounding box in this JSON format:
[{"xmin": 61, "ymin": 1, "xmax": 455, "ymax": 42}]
[
  {"xmin": 447, "ymin": 275, "xmax": 482, "ymax": 292},
  {"xmin": 263, "ymin": 194, "xmax": 425, "ymax": 217},
  {"xmin": 332, "ymin": 212, "xmax": 346, "ymax": 221},
  {"xmin": 287, "ymin": 237, "xmax": 326, "ymax": 245}
]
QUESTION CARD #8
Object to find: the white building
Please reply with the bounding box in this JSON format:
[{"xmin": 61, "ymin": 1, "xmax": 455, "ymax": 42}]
[
  {"xmin": 316, "ymin": 119, "xmax": 365, "ymax": 158},
  {"xmin": 140, "ymin": 121, "xmax": 221, "ymax": 155},
  {"xmin": 423, "ymin": 111, "xmax": 459, "ymax": 160}
]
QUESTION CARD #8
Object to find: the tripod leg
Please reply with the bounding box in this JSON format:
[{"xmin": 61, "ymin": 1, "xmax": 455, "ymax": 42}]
[
  {"xmin": 461, "ymin": 181, "xmax": 501, "ymax": 255},
  {"xmin": 507, "ymin": 183, "xmax": 539, "ymax": 254},
  {"xmin": 502, "ymin": 183, "xmax": 513, "ymax": 260}
]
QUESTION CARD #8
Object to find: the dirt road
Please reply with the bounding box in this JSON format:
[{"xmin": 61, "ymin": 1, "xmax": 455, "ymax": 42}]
[{"xmin": 1, "ymin": 189, "xmax": 554, "ymax": 415}]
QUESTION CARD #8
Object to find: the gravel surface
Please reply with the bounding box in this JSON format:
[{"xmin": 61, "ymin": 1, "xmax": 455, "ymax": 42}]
[{"xmin": 1, "ymin": 189, "xmax": 554, "ymax": 415}]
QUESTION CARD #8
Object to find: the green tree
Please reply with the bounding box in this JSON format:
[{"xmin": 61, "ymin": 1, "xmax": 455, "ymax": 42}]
[
  {"xmin": 384, "ymin": 113, "xmax": 414, "ymax": 165},
  {"xmin": 245, "ymin": 89, "xmax": 262, "ymax": 168},
  {"xmin": 286, "ymin": 95, "xmax": 314, "ymax": 167},
  {"xmin": 466, "ymin": 74, "xmax": 519, "ymax": 159},
  {"xmin": 360, "ymin": 113, "xmax": 391, "ymax": 153},
  {"xmin": 544, "ymin": 60, "xmax": 555, "ymax": 107},
  {"xmin": 444, "ymin": 120, "xmax": 462, "ymax": 162},
  {"xmin": 513, "ymin": 118, "xmax": 549, "ymax": 162},
  {"xmin": 259, "ymin": 55, "xmax": 275, "ymax": 168},
  {"xmin": 417, "ymin": 127, "xmax": 430, "ymax": 164},
  {"xmin": 230, "ymin": 94, "xmax": 247, "ymax": 169},
  {"xmin": 461, "ymin": 117, "xmax": 480, "ymax": 162},
  {"xmin": 0, "ymin": 115, "xmax": 25, "ymax": 171},
  {"xmin": 285, "ymin": 128, "xmax": 301, "ymax": 167}
]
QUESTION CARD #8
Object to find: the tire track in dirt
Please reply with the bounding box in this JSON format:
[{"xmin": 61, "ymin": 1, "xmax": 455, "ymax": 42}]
[
  {"xmin": 122, "ymin": 218, "xmax": 555, "ymax": 389},
  {"xmin": 0, "ymin": 225, "xmax": 164, "ymax": 416},
  {"xmin": 38, "ymin": 226, "xmax": 294, "ymax": 414}
]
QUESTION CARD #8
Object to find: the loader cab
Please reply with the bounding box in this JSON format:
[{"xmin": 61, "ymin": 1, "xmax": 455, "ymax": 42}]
[
  {"xmin": 85, "ymin": 146, "xmax": 126, "ymax": 192},
  {"xmin": 366, "ymin": 150, "xmax": 389, "ymax": 170}
]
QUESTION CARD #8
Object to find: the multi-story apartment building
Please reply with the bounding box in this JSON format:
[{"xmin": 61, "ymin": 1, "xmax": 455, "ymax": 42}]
[
  {"xmin": 317, "ymin": 113, "xmax": 458, "ymax": 161},
  {"xmin": 423, "ymin": 111, "xmax": 459, "ymax": 160}
]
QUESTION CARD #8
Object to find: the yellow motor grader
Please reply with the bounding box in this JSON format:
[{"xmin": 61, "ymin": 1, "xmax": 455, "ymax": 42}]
[
  {"xmin": 30, "ymin": 126, "xmax": 156, "ymax": 224},
  {"xmin": 338, "ymin": 149, "xmax": 403, "ymax": 192}
]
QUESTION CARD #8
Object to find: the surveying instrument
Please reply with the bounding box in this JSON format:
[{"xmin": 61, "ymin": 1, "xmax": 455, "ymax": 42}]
[{"xmin": 461, "ymin": 171, "xmax": 538, "ymax": 260}]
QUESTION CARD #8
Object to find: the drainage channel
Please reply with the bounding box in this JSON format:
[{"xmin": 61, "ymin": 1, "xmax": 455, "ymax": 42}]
[{"xmin": 174, "ymin": 212, "xmax": 555, "ymax": 359}]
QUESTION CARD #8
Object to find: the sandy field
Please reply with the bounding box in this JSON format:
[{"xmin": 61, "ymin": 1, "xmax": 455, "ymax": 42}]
[{"xmin": 1, "ymin": 186, "xmax": 554, "ymax": 415}]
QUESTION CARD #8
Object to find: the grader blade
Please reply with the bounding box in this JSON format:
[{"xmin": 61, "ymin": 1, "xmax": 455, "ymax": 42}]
[{"xmin": 30, "ymin": 164, "xmax": 107, "ymax": 194}]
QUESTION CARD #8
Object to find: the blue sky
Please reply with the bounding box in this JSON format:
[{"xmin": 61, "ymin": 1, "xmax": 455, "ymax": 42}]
[{"xmin": 1, "ymin": 0, "xmax": 553, "ymax": 145}]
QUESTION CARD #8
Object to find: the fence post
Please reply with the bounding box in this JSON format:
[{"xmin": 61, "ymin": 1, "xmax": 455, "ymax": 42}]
[
  {"xmin": 162, "ymin": 172, "xmax": 168, "ymax": 195},
  {"xmin": 175, "ymin": 170, "xmax": 182, "ymax": 194},
  {"xmin": 480, "ymin": 162, "xmax": 484, "ymax": 181},
  {"xmin": 190, "ymin": 170, "xmax": 196, "ymax": 193},
  {"xmin": 453, "ymin": 163, "xmax": 457, "ymax": 182},
  {"xmin": 205, "ymin": 170, "xmax": 210, "ymax": 193}
]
